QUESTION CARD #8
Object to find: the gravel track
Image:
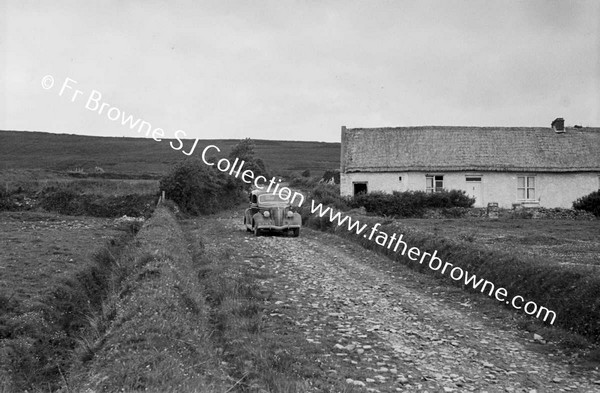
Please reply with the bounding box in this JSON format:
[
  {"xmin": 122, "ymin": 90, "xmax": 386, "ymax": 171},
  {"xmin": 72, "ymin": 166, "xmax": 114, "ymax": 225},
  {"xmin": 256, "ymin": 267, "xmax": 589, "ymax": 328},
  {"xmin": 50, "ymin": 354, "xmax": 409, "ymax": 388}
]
[{"xmin": 193, "ymin": 210, "xmax": 600, "ymax": 393}]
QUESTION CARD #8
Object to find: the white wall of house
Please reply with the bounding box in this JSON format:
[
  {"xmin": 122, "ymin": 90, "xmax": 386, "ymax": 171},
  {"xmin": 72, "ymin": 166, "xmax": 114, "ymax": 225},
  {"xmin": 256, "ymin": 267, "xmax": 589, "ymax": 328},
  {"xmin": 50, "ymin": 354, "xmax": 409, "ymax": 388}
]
[{"xmin": 340, "ymin": 171, "xmax": 600, "ymax": 208}]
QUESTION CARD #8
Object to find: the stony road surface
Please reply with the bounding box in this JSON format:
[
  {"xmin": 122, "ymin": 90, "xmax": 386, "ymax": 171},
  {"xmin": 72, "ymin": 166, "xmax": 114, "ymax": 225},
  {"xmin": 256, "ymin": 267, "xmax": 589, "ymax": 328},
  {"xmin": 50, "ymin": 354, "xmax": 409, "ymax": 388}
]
[{"xmin": 191, "ymin": 210, "xmax": 600, "ymax": 393}]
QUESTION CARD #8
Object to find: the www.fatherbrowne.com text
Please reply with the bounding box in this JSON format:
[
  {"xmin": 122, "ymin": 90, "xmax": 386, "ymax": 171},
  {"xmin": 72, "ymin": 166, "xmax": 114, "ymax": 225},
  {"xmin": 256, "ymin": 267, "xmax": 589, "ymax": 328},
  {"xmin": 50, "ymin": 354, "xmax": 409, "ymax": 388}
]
[
  {"xmin": 308, "ymin": 201, "xmax": 557, "ymax": 325},
  {"xmin": 43, "ymin": 74, "xmax": 557, "ymax": 325}
]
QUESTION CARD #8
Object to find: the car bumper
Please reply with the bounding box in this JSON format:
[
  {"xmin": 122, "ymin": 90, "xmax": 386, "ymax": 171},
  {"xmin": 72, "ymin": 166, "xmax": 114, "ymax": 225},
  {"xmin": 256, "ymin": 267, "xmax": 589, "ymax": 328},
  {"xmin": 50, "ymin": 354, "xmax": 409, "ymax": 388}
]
[{"xmin": 256, "ymin": 224, "xmax": 301, "ymax": 231}]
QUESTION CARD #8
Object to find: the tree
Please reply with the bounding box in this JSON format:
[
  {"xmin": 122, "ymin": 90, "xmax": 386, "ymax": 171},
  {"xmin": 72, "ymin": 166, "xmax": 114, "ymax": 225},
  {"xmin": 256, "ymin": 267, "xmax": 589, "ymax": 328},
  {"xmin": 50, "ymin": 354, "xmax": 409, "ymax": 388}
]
[
  {"xmin": 573, "ymin": 190, "xmax": 600, "ymax": 217},
  {"xmin": 228, "ymin": 138, "xmax": 269, "ymax": 182}
]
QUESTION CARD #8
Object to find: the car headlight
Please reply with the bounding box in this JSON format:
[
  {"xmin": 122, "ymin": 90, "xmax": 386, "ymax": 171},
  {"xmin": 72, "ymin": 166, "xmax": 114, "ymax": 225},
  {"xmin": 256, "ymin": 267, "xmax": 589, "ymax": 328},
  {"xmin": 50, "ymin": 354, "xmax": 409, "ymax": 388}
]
[
  {"xmin": 286, "ymin": 211, "xmax": 294, "ymax": 218},
  {"xmin": 263, "ymin": 211, "xmax": 270, "ymax": 218}
]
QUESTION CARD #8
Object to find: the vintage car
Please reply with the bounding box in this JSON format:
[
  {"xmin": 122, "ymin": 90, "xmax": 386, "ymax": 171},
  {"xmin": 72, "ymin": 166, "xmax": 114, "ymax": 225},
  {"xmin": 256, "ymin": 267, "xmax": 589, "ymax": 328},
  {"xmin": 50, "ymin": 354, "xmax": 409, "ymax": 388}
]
[{"xmin": 243, "ymin": 189, "xmax": 301, "ymax": 237}]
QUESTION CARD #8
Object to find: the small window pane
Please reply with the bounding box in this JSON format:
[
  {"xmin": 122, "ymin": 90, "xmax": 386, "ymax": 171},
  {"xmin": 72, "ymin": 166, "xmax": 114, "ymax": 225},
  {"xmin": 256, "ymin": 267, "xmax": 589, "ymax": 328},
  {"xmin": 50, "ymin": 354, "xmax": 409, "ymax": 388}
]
[
  {"xmin": 528, "ymin": 177, "xmax": 535, "ymax": 188},
  {"xmin": 426, "ymin": 177, "xmax": 433, "ymax": 188},
  {"xmin": 518, "ymin": 189, "xmax": 525, "ymax": 199},
  {"xmin": 527, "ymin": 189, "xmax": 535, "ymax": 199},
  {"xmin": 518, "ymin": 177, "xmax": 525, "ymax": 188}
]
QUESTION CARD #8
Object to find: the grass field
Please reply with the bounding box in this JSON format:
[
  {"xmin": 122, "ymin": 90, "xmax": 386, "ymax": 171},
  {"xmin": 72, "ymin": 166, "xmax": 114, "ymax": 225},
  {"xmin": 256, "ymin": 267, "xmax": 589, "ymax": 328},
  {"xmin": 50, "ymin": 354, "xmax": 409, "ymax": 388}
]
[
  {"xmin": 0, "ymin": 212, "xmax": 123, "ymax": 303},
  {"xmin": 0, "ymin": 211, "xmax": 139, "ymax": 391},
  {"xmin": 397, "ymin": 218, "xmax": 600, "ymax": 268},
  {"xmin": 0, "ymin": 130, "xmax": 340, "ymax": 177}
]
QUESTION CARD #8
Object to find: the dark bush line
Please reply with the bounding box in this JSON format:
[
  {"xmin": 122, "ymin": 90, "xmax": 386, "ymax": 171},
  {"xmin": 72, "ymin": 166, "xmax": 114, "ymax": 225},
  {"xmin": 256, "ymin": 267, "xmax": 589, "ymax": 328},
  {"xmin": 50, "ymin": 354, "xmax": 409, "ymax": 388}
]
[
  {"xmin": 291, "ymin": 181, "xmax": 476, "ymax": 218},
  {"xmin": 0, "ymin": 195, "xmax": 21, "ymax": 211},
  {"xmin": 296, "ymin": 182, "xmax": 597, "ymax": 221},
  {"xmin": 349, "ymin": 189, "xmax": 475, "ymax": 218},
  {"xmin": 66, "ymin": 171, "xmax": 161, "ymax": 180},
  {"xmin": 39, "ymin": 189, "xmax": 156, "ymax": 218},
  {"xmin": 0, "ymin": 189, "xmax": 157, "ymax": 217},
  {"xmin": 0, "ymin": 223, "xmax": 139, "ymax": 392},
  {"xmin": 573, "ymin": 190, "xmax": 600, "ymax": 217}
]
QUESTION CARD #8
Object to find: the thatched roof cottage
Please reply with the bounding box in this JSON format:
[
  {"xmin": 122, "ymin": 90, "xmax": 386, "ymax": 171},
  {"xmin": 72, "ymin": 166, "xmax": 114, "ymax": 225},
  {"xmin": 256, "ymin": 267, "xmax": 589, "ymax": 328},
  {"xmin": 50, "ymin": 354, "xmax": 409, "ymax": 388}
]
[{"xmin": 340, "ymin": 120, "xmax": 600, "ymax": 208}]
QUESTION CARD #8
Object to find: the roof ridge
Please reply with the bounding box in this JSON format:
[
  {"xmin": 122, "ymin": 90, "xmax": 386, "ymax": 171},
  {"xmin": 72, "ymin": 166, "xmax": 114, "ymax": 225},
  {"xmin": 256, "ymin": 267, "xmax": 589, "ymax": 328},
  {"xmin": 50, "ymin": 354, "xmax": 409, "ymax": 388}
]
[{"xmin": 342, "ymin": 126, "xmax": 600, "ymax": 172}]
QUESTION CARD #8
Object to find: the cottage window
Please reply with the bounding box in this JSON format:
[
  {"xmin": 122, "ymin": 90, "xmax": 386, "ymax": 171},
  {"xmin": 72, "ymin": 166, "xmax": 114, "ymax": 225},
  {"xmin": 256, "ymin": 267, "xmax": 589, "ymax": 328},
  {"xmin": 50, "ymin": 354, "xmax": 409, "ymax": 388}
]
[
  {"xmin": 426, "ymin": 175, "xmax": 444, "ymax": 193},
  {"xmin": 517, "ymin": 176, "xmax": 536, "ymax": 200}
]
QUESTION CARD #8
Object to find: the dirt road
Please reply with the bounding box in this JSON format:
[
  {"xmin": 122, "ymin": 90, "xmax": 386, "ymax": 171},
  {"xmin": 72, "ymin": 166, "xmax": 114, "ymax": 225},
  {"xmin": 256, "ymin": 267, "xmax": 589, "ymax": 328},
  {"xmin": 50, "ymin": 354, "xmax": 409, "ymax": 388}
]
[{"xmin": 189, "ymin": 209, "xmax": 600, "ymax": 393}]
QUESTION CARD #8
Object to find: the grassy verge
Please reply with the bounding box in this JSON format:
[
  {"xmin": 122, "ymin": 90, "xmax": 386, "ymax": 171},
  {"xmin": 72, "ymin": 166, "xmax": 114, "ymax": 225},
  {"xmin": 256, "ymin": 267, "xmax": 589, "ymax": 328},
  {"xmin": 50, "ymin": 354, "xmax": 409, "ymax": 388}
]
[
  {"xmin": 65, "ymin": 206, "xmax": 229, "ymax": 393},
  {"xmin": 301, "ymin": 209, "xmax": 600, "ymax": 352},
  {"xmin": 0, "ymin": 220, "xmax": 140, "ymax": 392}
]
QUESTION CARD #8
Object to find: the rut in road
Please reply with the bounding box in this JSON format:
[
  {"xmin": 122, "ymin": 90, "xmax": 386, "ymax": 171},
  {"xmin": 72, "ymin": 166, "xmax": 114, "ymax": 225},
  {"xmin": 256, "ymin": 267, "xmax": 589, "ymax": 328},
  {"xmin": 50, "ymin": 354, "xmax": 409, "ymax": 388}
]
[{"xmin": 193, "ymin": 211, "xmax": 600, "ymax": 393}]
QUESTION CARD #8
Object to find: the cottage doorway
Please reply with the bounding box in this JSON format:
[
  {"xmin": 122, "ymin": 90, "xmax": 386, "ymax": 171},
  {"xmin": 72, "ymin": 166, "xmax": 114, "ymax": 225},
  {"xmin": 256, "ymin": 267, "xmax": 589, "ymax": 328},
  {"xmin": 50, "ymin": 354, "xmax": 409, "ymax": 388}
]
[
  {"xmin": 466, "ymin": 176, "xmax": 483, "ymax": 207},
  {"xmin": 353, "ymin": 182, "xmax": 368, "ymax": 195}
]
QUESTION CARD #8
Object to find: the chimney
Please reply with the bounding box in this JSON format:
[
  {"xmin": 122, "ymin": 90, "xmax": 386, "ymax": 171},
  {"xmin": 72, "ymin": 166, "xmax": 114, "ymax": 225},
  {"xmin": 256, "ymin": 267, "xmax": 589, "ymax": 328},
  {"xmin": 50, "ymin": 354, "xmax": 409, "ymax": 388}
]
[
  {"xmin": 340, "ymin": 126, "xmax": 347, "ymax": 173},
  {"xmin": 551, "ymin": 118, "xmax": 565, "ymax": 133}
]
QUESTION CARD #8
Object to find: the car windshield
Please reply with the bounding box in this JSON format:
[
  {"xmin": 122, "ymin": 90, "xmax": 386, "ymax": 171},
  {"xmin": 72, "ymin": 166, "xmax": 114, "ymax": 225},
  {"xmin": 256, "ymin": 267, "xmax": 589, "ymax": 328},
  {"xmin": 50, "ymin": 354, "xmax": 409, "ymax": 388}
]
[{"xmin": 258, "ymin": 194, "xmax": 289, "ymax": 204}]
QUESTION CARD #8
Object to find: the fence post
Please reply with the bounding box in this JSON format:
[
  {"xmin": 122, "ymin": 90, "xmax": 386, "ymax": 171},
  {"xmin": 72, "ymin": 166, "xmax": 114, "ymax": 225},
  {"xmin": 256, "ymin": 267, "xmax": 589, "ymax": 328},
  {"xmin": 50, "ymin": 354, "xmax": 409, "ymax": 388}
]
[{"xmin": 157, "ymin": 190, "xmax": 165, "ymax": 207}]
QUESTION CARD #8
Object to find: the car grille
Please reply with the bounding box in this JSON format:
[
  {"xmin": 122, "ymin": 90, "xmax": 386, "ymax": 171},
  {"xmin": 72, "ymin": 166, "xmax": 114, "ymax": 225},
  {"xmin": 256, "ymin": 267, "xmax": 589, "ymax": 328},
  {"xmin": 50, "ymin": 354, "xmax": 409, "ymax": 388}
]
[{"xmin": 270, "ymin": 207, "xmax": 285, "ymax": 226}]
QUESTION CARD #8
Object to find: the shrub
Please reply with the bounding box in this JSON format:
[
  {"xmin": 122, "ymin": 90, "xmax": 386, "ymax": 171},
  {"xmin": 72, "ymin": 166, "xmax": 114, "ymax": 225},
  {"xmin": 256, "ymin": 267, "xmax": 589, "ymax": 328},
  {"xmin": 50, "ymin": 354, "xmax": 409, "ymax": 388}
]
[
  {"xmin": 321, "ymin": 169, "xmax": 340, "ymax": 184},
  {"xmin": 310, "ymin": 183, "xmax": 349, "ymax": 211},
  {"xmin": 295, "ymin": 183, "xmax": 349, "ymax": 228},
  {"xmin": 0, "ymin": 195, "xmax": 19, "ymax": 211},
  {"xmin": 288, "ymin": 175, "xmax": 320, "ymax": 191},
  {"xmin": 573, "ymin": 190, "xmax": 600, "ymax": 217},
  {"xmin": 159, "ymin": 158, "xmax": 245, "ymax": 216},
  {"xmin": 349, "ymin": 190, "xmax": 475, "ymax": 218},
  {"xmin": 39, "ymin": 188, "xmax": 80, "ymax": 214},
  {"xmin": 351, "ymin": 191, "xmax": 397, "ymax": 215}
]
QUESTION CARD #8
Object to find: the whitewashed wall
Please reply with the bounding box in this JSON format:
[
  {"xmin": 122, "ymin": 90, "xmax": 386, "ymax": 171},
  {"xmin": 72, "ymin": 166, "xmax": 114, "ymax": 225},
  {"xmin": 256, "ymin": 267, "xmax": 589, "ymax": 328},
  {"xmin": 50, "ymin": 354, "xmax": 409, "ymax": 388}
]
[{"xmin": 340, "ymin": 171, "xmax": 600, "ymax": 208}]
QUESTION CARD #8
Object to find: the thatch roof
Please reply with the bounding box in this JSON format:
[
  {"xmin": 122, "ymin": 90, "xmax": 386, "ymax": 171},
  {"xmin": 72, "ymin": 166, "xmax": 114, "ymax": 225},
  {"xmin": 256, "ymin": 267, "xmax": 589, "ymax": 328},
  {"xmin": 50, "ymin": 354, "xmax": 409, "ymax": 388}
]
[{"xmin": 341, "ymin": 126, "xmax": 600, "ymax": 173}]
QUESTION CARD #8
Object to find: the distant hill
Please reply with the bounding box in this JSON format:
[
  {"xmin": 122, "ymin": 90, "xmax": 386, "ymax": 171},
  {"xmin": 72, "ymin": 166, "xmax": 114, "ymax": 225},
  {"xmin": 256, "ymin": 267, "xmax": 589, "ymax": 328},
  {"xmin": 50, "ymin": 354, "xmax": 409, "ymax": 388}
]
[{"xmin": 0, "ymin": 130, "xmax": 340, "ymax": 177}]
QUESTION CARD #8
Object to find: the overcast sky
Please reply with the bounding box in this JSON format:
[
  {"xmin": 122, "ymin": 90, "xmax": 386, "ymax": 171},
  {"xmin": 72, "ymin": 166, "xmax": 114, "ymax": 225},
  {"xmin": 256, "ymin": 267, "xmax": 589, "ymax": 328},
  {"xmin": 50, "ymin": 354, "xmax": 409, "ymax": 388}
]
[{"xmin": 1, "ymin": 0, "xmax": 599, "ymax": 142}]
